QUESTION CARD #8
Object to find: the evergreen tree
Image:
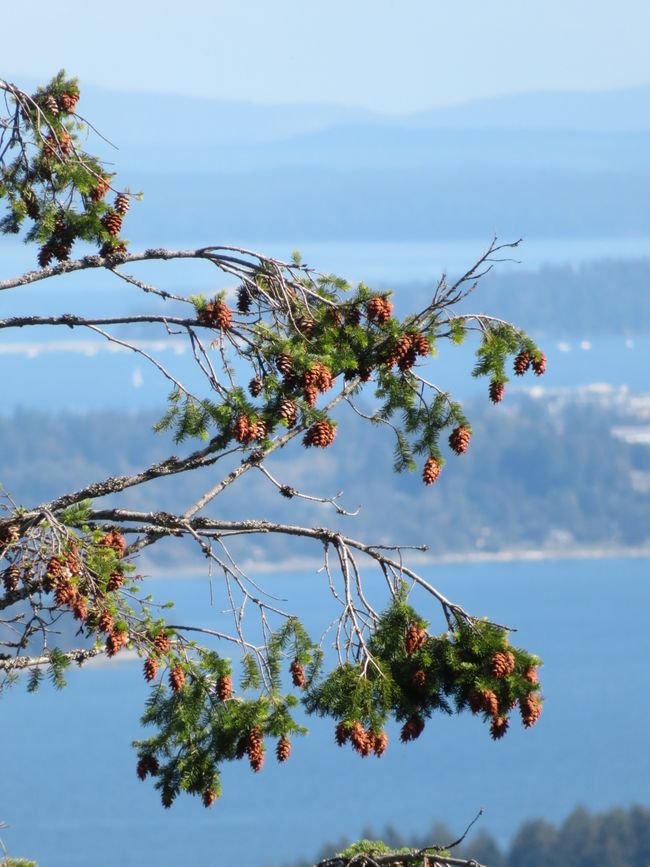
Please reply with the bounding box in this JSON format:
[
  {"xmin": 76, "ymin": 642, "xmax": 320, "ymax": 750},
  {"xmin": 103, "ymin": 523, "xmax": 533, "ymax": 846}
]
[{"xmin": 0, "ymin": 73, "xmax": 546, "ymax": 861}]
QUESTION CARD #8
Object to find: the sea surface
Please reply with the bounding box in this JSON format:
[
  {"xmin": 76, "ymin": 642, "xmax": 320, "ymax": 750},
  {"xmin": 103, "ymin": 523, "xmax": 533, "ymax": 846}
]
[{"xmin": 1, "ymin": 556, "xmax": 649, "ymax": 867}]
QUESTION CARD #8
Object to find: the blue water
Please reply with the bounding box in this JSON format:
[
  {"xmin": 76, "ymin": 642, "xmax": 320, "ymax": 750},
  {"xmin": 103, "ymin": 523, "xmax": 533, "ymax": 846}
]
[{"xmin": 1, "ymin": 556, "xmax": 649, "ymax": 866}]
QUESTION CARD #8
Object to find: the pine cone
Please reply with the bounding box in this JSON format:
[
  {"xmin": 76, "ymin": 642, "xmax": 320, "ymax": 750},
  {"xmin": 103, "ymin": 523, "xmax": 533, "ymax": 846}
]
[
  {"xmin": 275, "ymin": 353, "xmax": 293, "ymax": 377},
  {"xmin": 97, "ymin": 611, "xmax": 114, "ymax": 634},
  {"xmin": 519, "ymin": 694, "xmax": 543, "ymax": 728},
  {"xmin": 55, "ymin": 581, "xmax": 77, "ymax": 608},
  {"xmin": 405, "ymin": 622, "xmax": 427, "ymax": 655},
  {"xmin": 480, "ymin": 689, "xmax": 499, "ymax": 717},
  {"xmin": 290, "ymin": 659, "xmax": 306, "ymax": 688},
  {"xmin": 153, "ymin": 632, "xmax": 172, "ymax": 655},
  {"xmin": 202, "ymin": 789, "xmax": 218, "ymax": 808},
  {"xmin": 489, "ymin": 381, "xmax": 505, "ymax": 404},
  {"xmin": 513, "ymin": 350, "xmax": 531, "ymax": 376},
  {"xmin": 412, "ymin": 333, "xmax": 430, "ymax": 357},
  {"xmin": 0, "ymin": 523, "xmax": 20, "ymax": 546},
  {"xmin": 294, "ymin": 315, "xmax": 315, "ymax": 338},
  {"xmin": 233, "ymin": 414, "xmax": 252, "ymax": 444},
  {"xmin": 400, "ymin": 714, "xmax": 425, "ymax": 742},
  {"xmin": 99, "ymin": 240, "xmax": 127, "ymax": 258},
  {"xmin": 114, "ymin": 193, "xmax": 130, "ymax": 215},
  {"xmin": 302, "ymin": 384, "xmax": 318, "ymax": 407},
  {"xmin": 252, "ymin": 419, "xmax": 268, "ymax": 441},
  {"xmin": 3, "ymin": 564, "xmax": 20, "ymax": 593},
  {"xmin": 143, "ymin": 657, "xmax": 159, "ymax": 682},
  {"xmin": 237, "ymin": 285, "xmax": 253, "ymax": 314},
  {"xmin": 43, "ymin": 94, "xmax": 60, "ymax": 115},
  {"xmin": 38, "ymin": 242, "xmax": 56, "ymax": 269},
  {"xmin": 335, "ymin": 721, "xmax": 349, "ymax": 746},
  {"xmin": 106, "ymin": 629, "xmax": 129, "ymax": 657},
  {"xmin": 246, "ymin": 727, "xmax": 265, "ymax": 772},
  {"xmin": 199, "ymin": 301, "xmax": 232, "ymax": 330},
  {"xmin": 490, "ymin": 715, "xmax": 509, "ymax": 740},
  {"xmin": 278, "ymin": 399, "xmax": 298, "ymax": 427},
  {"xmin": 100, "ymin": 530, "xmax": 127, "ymax": 559},
  {"xmin": 169, "ymin": 665, "xmax": 186, "ymax": 693},
  {"xmin": 106, "ymin": 570, "xmax": 124, "ymax": 592},
  {"xmin": 524, "ymin": 666, "xmax": 539, "ymax": 684},
  {"xmin": 491, "ymin": 650, "xmax": 516, "ymax": 679},
  {"xmin": 102, "ymin": 211, "xmax": 123, "ymax": 236},
  {"xmin": 532, "ymin": 352, "xmax": 547, "ymax": 376},
  {"xmin": 90, "ymin": 176, "xmax": 111, "ymax": 202},
  {"xmin": 422, "ymin": 456, "xmax": 441, "ymax": 485},
  {"xmin": 303, "ymin": 361, "xmax": 333, "ymax": 393},
  {"xmin": 345, "ymin": 305, "xmax": 362, "ymax": 326},
  {"xmin": 448, "ymin": 425, "xmax": 471, "ymax": 455},
  {"xmin": 276, "ymin": 737, "xmax": 291, "ymax": 763},
  {"xmin": 372, "ymin": 730, "xmax": 388, "ymax": 757},
  {"xmin": 349, "ymin": 721, "xmax": 371, "ymax": 756},
  {"xmin": 72, "ymin": 597, "xmax": 88, "ymax": 621},
  {"xmin": 248, "ymin": 377, "xmax": 263, "ymax": 397},
  {"xmin": 52, "ymin": 237, "xmax": 73, "ymax": 262},
  {"xmin": 216, "ymin": 674, "xmax": 232, "ymax": 701},
  {"xmin": 468, "ymin": 689, "xmax": 484, "ymax": 715},
  {"xmin": 303, "ymin": 418, "xmax": 336, "ymax": 448},
  {"xmin": 367, "ymin": 296, "xmax": 393, "ymax": 324},
  {"xmin": 58, "ymin": 88, "xmax": 79, "ymax": 113}
]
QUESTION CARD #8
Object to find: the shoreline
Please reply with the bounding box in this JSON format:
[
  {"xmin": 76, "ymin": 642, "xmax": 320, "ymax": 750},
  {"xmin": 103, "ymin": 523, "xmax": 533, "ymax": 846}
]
[{"xmin": 141, "ymin": 544, "xmax": 650, "ymax": 580}]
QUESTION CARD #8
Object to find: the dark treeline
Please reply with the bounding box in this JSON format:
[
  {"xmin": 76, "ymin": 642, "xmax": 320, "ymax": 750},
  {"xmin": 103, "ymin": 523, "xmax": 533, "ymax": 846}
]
[
  {"xmin": 1, "ymin": 390, "xmax": 649, "ymax": 564},
  {"xmin": 399, "ymin": 259, "xmax": 650, "ymax": 337},
  {"xmin": 283, "ymin": 804, "xmax": 650, "ymax": 867}
]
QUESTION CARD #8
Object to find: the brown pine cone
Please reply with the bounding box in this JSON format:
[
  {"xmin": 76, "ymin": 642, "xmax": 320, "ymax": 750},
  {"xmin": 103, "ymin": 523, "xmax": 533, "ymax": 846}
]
[
  {"xmin": 275, "ymin": 353, "xmax": 294, "ymax": 377},
  {"xmin": 3, "ymin": 565, "xmax": 20, "ymax": 593},
  {"xmin": 58, "ymin": 88, "xmax": 79, "ymax": 113},
  {"xmin": 43, "ymin": 94, "xmax": 60, "ymax": 115},
  {"xmin": 106, "ymin": 570, "xmax": 124, "ymax": 592},
  {"xmin": 532, "ymin": 352, "xmax": 547, "ymax": 376},
  {"xmin": 55, "ymin": 582, "xmax": 77, "ymax": 608},
  {"xmin": 367, "ymin": 296, "xmax": 393, "ymax": 324},
  {"xmin": 97, "ymin": 611, "xmax": 114, "ymax": 634},
  {"xmin": 202, "ymin": 789, "xmax": 218, "ymax": 808},
  {"xmin": 513, "ymin": 350, "xmax": 531, "ymax": 376},
  {"xmin": 72, "ymin": 597, "xmax": 88, "ymax": 621},
  {"xmin": 400, "ymin": 714, "xmax": 425, "ymax": 742},
  {"xmin": 90, "ymin": 176, "xmax": 111, "ymax": 202},
  {"xmin": 248, "ymin": 377, "xmax": 263, "ymax": 397},
  {"xmin": 422, "ymin": 456, "xmax": 441, "ymax": 485},
  {"xmin": 216, "ymin": 674, "xmax": 233, "ymax": 701},
  {"xmin": 302, "ymin": 384, "xmax": 318, "ymax": 407},
  {"xmin": 448, "ymin": 425, "xmax": 471, "ymax": 455},
  {"xmin": 106, "ymin": 629, "xmax": 129, "ymax": 657},
  {"xmin": 372, "ymin": 730, "xmax": 388, "ymax": 757},
  {"xmin": 491, "ymin": 650, "xmax": 516, "ymax": 679},
  {"xmin": 278, "ymin": 399, "xmax": 298, "ymax": 427},
  {"xmin": 169, "ymin": 665, "xmax": 186, "ymax": 693},
  {"xmin": 276, "ymin": 737, "xmax": 291, "ymax": 763},
  {"xmin": 143, "ymin": 657, "xmax": 159, "ymax": 682},
  {"xmin": 38, "ymin": 242, "xmax": 56, "ymax": 269},
  {"xmin": 153, "ymin": 632, "xmax": 172, "ymax": 655},
  {"xmin": 412, "ymin": 333, "xmax": 430, "ymax": 357},
  {"xmin": 52, "ymin": 238, "xmax": 73, "ymax": 262},
  {"xmin": 345, "ymin": 305, "xmax": 362, "ymax": 326},
  {"xmin": 294, "ymin": 315, "xmax": 315, "ymax": 338},
  {"xmin": 252, "ymin": 419, "xmax": 268, "ymax": 441},
  {"xmin": 114, "ymin": 193, "xmax": 130, "ymax": 215},
  {"xmin": 246, "ymin": 727, "xmax": 265, "ymax": 772},
  {"xmin": 102, "ymin": 211, "xmax": 123, "ymax": 236},
  {"xmin": 519, "ymin": 694, "xmax": 543, "ymax": 728},
  {"xmin": 468, "ymin": 689, "xmax": 484, "ymax": 715},
  {"xmin": 233, "ymin": 414, "xmax": 252, "ymax": 444},
  {"xmin": 480, "ymin": 689, "xmax": 499, "ymax": 718},
  {"xmin": 489, "ymin": 381, "xmax": 505, "ymax": 404},
  {"xmin": 524, "ymin": 666, "xmax": 539, "ymax": 684},
  {"xmin": 100, "ymin": 530, "xmax": 127, "ymax": 559},
  {"xmin": 289, "ymin": 659, "xmax": 306, "ymax": 688},
  {"xmin": 212, "ymin": 301, "xmax": 232, "ymax": 330},
  {"xmin": 99, "ymin": 240, "xmax": 127, "ymax": 258},
  {"xmin": 237, "ymin": 285, "xmax": 253, "ymax": 314},
  {"xmin": 490, "ymin": 715, "xmax": 509, "ymax": 740},
  {"xmin": 303, "ymin": 361, "xmax": 333, "ymax": 393},
  {"xmin": 405, "ymin": 622, "xmax": 427, "ymax": 655},
  {"xmin": 349, "ymin": 721, "xmax": 371, "ymax": 756},
  {"xmin": 303, "ymin": 418, "xmax": 336, "ymax": 448},
  {"xmin": 334, "ymin": 721, "xmax": 349, "ymax": 746}
]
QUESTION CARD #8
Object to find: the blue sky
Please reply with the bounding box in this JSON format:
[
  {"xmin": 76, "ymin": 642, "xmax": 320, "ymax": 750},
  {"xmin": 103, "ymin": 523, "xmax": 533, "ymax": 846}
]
[{"xmin": 5, "ymin": 0, "xmax": 650, "ymax": 111}]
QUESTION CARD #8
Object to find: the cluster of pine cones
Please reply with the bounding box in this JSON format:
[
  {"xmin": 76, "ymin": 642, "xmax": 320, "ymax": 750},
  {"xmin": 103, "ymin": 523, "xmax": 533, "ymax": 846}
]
[{"xmin": 335, "ymin": 721, "xmax": 388, "ymax": 757}]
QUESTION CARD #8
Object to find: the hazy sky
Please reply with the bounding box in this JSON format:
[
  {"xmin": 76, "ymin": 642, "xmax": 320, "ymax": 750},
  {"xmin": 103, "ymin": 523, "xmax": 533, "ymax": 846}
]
[{"xmin": 4, "ymin": 0, "xmax": 650, "ymax": 111}]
